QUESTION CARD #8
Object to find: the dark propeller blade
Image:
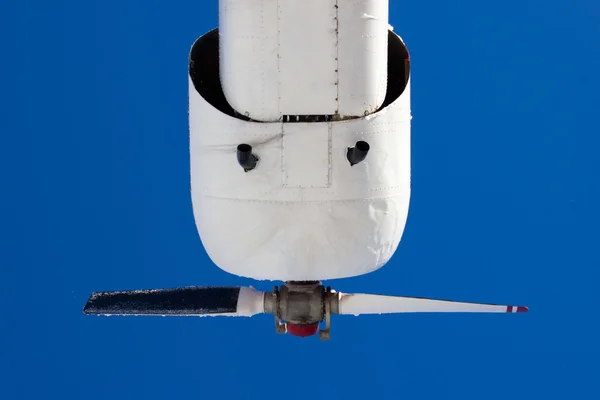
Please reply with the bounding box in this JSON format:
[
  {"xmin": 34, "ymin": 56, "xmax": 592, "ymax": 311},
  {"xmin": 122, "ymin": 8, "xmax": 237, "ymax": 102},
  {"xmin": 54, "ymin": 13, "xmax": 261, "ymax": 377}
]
[{"xmin": 83, "ymin": 286, "xmax": 265, "ymax": 316}]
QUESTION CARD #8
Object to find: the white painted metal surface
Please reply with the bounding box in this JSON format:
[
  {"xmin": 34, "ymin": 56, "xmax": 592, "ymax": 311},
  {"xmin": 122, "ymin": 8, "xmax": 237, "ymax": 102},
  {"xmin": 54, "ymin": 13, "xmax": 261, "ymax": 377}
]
[
  {"xmin": 338, "ymin": 293, "xmax": 526, "ymax": 316},
  {"xmin": 337, "ymin": 0, "xmax": 389, "ymax": 117},
  {"xmin": 232, "ymin": 287, "xmax": 265, "ymax": 317},
  {"xmin": 188, "ymin": 33, "xmax": 410, "ymax": 281},
  {"xmin": 282, "ymin": 123, "xmax": 330, "ymax": 188},
  {"xmin": 218, "ymin": 0, "xmax": 389, "ymax": 121}
]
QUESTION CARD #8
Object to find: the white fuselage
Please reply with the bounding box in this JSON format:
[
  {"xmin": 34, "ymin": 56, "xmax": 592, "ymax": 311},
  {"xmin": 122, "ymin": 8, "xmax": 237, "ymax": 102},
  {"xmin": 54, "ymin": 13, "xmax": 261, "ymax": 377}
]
[{"xmin": 188, "ymin": 0, "xmax": 411, "ymax": 281}]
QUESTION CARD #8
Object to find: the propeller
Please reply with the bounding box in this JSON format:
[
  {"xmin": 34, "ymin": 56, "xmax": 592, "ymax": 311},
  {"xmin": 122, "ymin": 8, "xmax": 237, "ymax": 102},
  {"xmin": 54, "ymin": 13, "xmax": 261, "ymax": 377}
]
[
  {"xmin": 83, "ymin": 282, "xmax": 528, "ymax": 339},
  {"xmin": 336, "ymin": 292, "xmax": 529, "ymax": 315},
  {"xmin": 83, "ymin": 286, "xmax": 265, "ymax": 317}
]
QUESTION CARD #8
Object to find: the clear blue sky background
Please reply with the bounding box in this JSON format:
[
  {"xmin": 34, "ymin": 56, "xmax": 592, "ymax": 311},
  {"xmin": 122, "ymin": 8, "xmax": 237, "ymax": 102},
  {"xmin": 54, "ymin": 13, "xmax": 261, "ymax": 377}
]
[{"xmin": 1, "ymin": 1, "xmax": 599, "ymax": 399}]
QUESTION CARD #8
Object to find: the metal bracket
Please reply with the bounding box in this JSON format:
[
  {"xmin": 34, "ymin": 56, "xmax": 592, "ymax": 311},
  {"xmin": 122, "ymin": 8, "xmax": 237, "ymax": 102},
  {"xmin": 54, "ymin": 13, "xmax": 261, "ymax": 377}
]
[
  {"xmin": 273, "ymin": 286, "xmax": 286, "ymax": 334},
  {"xmin": 319, "ymin": 286, "xmax": 332, "ymax": 340}
]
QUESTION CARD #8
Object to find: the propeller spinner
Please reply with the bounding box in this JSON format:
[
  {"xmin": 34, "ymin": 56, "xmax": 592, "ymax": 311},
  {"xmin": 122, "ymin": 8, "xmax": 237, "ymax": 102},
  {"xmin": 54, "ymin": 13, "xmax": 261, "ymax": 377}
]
[{"xmin": 83, "ymin": 281, "xmax": 528, "ymax": 340}]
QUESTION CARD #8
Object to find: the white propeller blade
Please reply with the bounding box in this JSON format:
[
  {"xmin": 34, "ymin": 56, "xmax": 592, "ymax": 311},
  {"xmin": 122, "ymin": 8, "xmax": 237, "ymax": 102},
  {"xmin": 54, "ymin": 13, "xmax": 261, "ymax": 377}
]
[{"xmin": 338, "ymin": 293, "xmax": 528, "ymax": 315}]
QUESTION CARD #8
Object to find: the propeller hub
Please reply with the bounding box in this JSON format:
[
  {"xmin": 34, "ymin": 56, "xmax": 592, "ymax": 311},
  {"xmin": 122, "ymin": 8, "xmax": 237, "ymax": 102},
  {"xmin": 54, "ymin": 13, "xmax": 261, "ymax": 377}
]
[
  {"xmin": 265, "ymin": 281, "xmax": 326, "ymax": 325},
  {"xmin": 285, "ymin": 322, "xmax": 320, "ymax": 338}
]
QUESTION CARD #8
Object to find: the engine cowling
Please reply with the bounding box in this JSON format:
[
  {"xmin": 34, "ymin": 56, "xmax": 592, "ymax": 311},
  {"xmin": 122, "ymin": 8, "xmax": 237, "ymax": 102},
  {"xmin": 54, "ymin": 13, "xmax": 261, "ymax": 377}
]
[{"xmin": 188, "ymin": 0, "xmax": 411, "ymax": 281}]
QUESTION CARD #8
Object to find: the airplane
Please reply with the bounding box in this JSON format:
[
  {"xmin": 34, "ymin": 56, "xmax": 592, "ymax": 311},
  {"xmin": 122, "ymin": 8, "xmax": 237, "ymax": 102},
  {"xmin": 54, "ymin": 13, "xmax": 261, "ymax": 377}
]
[{"xmin": 83, "ymin": 0, "xmax": 528, "ymax": 339}]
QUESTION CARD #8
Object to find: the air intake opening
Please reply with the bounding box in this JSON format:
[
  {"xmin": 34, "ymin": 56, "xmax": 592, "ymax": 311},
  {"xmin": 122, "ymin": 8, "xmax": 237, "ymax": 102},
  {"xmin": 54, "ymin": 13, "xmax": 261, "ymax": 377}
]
[{"xmin": 189, "ymin": 29, "xmax": 410, "ymax": 121}]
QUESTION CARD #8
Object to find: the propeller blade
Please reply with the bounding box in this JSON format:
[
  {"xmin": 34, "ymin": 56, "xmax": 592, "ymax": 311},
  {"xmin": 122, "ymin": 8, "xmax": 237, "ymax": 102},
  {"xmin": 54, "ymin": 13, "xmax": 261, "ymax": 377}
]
[
  {"xmin": 83, "ymin": 286, "xmax": 265, "ymax": 317},
  {"xmin": 338, "ymin": 293, "xmax": 528, "ymax": 315}
]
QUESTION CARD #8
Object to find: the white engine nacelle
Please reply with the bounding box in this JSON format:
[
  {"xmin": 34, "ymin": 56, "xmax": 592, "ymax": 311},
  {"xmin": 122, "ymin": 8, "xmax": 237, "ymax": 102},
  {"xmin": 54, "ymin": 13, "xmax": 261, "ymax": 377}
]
[{"xmin": 188, "ymin": 0, "xmax": 411, "ymax": 281}]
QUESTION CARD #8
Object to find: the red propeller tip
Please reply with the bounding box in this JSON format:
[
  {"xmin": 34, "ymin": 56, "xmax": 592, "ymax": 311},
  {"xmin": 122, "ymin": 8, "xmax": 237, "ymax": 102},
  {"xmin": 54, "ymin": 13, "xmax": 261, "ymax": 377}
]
[{"xmin": 506, "ymin": 305, "xmax": 529, "ymax": 313}]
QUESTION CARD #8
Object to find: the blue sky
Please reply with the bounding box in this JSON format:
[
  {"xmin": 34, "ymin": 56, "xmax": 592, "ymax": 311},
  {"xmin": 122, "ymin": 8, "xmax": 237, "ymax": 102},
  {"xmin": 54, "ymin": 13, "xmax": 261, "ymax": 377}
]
[{"xmin": 1, "ymin": 0, "xmax": 599, "ymax": 399}]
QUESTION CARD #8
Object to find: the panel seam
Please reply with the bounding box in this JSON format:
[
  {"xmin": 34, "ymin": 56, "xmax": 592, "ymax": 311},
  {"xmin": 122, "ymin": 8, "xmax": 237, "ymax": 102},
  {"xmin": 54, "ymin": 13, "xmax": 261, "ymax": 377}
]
[{"xmin": 334, "ymin": 0, "xmax": 340, "ymax": 115}]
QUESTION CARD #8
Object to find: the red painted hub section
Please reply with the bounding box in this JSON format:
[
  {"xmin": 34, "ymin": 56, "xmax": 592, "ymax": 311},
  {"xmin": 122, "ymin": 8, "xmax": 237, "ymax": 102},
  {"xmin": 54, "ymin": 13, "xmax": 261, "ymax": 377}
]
[{"xmin": 286, "ymin": 322, "xmax": 319, "ymax": 337}]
